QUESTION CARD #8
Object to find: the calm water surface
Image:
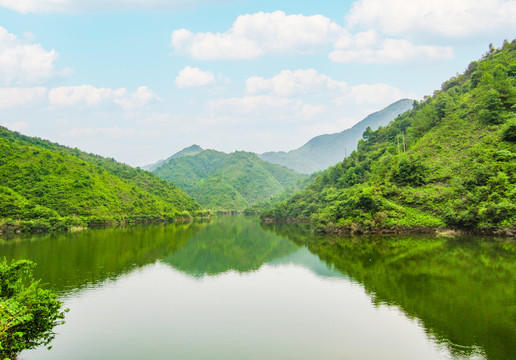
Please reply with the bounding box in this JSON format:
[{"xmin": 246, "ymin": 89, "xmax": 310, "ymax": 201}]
[{"xmin": 0, "ymin": 216, "xmax": 514, "ymax": 359}]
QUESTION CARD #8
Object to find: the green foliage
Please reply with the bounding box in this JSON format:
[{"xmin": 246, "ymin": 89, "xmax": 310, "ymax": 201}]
[
  {"xmin": 391, "ymin": 155, "xmax": 427, "ymax": 186},
  {"xmin": 264, "ymin": 40, "xmax": 516, "ymax": 234},
  {"xmin": 478, "ymin": 89, "xmax": 505, "ymax": 124},
  {"xmin": 502, "ymin": 118, "xmax": 516, "ymax": 142},
  {"xmin": 153, "ymin": 150, "xmax": 306, "ymax": 212},
  {"xmin": 0, "ymin": 127, "xmax": 203, "ymax": 233},
  {"xmin": 0, "ymin": 259, "xmax": 66, "ymax": 358}
]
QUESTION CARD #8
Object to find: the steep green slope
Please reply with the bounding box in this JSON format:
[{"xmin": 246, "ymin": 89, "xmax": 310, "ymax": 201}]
[
  {"xmin": 0, "ymin": 127, "xmax": 203, "ymax": 233},
  {"xmin": 153, "ymin": 150, "xmax": 306, "ymax": 211},
  {"xmin": 264, "ymin": 40, "xmax": 516, "ymax": 235},
  {"xmin": 259, "ymin": 99, "xmax": 413, "ymax": 174},
  {"xmin": 142, "ymin": 144, "xmax": 204, "ymax": 171}
]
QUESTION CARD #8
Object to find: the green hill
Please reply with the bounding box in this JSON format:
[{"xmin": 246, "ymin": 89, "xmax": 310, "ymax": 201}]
[
  {"xmin": 263, "ymin": 40, "xmax": 516, "ymax": 235},
  {"xmin": 0, "ymin": 127, "xmax": 204, "ymax": 233},
  {"xmin": 259, "ymin": 99, "xmax": 414, "ymax": 174},
  {"xmin": 152, "ymin": 149, "xmax": 306, "ymax": 211},
  {"xmin": 142, "ymin": 144, "xmax": 204, "ymax": 171}
]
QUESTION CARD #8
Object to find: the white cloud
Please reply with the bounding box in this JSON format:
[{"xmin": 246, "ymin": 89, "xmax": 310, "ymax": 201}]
[
  {"xmin": 48, "ymin": 85, "xmax": 124, "ymax": 108},
  {"xmin": 48, "ymin": 85, "xmax": 160, "ymax": 110},
  {"xmin": 0, "ymin": 121, "xmax": 29, "ymax": 132},
  {"xmin": 175, "ymin": 66, "xmax": 215, "ymax": 88},
  {"xmin": 329, "ymin": 38, "xmax": 453, "ymax": 64},
  {"xmin": 346, "ymin": 0, "xmax": 516, "ymax": 37},
  {"xmin": 209, "ymin": 95, "xmax": 303, "ymax": 115},
  {"xmin": 0, "ymin": 87, "xmax": 47, "ymax": 109},
  {"xmin": 0, "ymin": 26, "xmax": 66, "ymax": 85},
  {"xmin": 246, "ymin": 69, "xmax": 347, "ymax": 96},
  {"xmin": 63, "ymin": 127, "xmax": 137, "ymax": 138},
  {"xmin": 170, "ymin": 11, "xmax": 455, "ymax": 64},
  {"xmin": 114, "ymin": 86, "xmax": 161, "ymax": 111},
  {"xmin": 171, "ymin": 11, "xmax": 346, "ymax": 60},
  {"xmin": 0, "ymin": 0, "xmax": 228, "ymax": 14}
]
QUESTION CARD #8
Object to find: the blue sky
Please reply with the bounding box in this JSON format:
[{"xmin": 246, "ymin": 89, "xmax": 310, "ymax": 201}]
[{"xmin": 0, "ymin": 0, "xmax": 514, "ymax": 166}]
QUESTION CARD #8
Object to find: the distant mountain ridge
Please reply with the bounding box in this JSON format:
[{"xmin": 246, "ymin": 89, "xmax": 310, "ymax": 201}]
[
  {"xmin": 152, "ymin": 149, "xmax": 305, "ymax": 211},
  {"xmin": 259, "ymin": 99, "xmax": 414, "ymax": 174}
]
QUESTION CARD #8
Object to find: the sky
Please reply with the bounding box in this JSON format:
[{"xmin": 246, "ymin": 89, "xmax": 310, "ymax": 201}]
[{"xmin": 0, "ymin": 0, "xmax": 514, "ymax": 167}]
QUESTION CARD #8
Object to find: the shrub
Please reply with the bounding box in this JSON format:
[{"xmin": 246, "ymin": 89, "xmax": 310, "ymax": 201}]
[{"xmin": 0, "ymin": 259, "xmax": 66, "ymax": 359}]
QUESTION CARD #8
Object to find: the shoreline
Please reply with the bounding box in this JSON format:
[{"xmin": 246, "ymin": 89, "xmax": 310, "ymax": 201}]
[
  {"xmin": 0, "ymin": 211, "xmax": 212, "ymax": 236},
  {"xmin": 260, "ymin": 217, "xmax": 516, "ymax": 237}
]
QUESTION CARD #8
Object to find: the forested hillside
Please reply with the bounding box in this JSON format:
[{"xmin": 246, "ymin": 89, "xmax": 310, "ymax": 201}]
[
  {"xmin": 153, "ymin": 149, "xmax": 306, "ymax": 211},
  {"xmin": 263, "ymin": 40, "xmax": 516, "ymax": 235},
  {"xmin": 0, "ymin": 127, "xmax": 204, "ymax": 233},
  {"xmin": 259, "ymin": 99, "xmax": 413, "ymax": 174}
]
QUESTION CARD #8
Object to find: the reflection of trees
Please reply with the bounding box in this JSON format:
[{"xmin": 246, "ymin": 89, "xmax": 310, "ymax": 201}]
[
  {"xmin": 0, "ymin": 221, "xmax": 206, "ymax": 294},
  {"xmin": 264, "ymin": 223, "xmax": 516, "ymax": 360},
  {"xmin": 163, "ymin": 216, "xmax": 298, "ymax": 276}
]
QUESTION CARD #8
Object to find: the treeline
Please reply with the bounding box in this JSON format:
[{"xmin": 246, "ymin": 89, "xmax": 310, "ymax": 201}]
[
  {"xmin": 263, "ymin": 40, "xmax": 516, "ymax": 235},
  {"xmin": 0, "ymin": 127, "xmax": 209, "ymax": 233}
]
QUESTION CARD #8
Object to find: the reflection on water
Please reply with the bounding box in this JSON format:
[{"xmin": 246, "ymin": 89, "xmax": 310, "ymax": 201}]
[
  {"xmin": 264, "ymin": 223, "xmax": 516, "ymax": 360},
  {"xmin": 0, "ymin": 216, "xmax": 514, "ymax": 359}
]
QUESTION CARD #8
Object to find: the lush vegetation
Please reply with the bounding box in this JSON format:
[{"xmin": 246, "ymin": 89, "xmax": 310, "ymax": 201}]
[
  {"xmin": 264, "ymin": 40, "xmax": 516, "ymax": 235},
  {"xmin": 0, "ymin": 127, "xmax": 206, "ymax": 233},
  {"xmin": 0, "ymin": 259, "xmax": 66, "ymax": 359},
  {"xmin": 153, "ymin": 149, "xmax": 306, "ymax": 212},
  {"xmin": 259, "ymin": 99, "xmax": 413, "ymax": 174}
]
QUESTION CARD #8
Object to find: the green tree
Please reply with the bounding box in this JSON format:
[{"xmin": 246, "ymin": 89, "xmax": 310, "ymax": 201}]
[{"xmin": 0, "ymin": 259, "xmax": 66, "ymax": 359}]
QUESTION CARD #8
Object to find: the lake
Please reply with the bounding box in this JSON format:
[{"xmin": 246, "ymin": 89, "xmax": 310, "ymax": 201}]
[{"xmin": 1, "ymin": 216, "xmax": 514, "ymax": 359}]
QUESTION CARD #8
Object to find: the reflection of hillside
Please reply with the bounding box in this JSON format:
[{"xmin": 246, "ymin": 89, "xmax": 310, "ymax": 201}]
[
  {"xmin": 270, "ymin": 247, "xmax": 345, "ymax": 280},
  {"xmin": 162, "ymin": 216, "xmax": 299, "ymax": 276},
  {"xmin": 0, "ymin": 221, "xmax": 206, "ymax": 295},
  {"xmin": 265, "ymin": 223, "xmax": 516, "ymax": 360}
]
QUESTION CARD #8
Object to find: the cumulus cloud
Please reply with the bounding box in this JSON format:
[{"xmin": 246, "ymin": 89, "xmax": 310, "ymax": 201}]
[
  {"xmin": 171, "ymin": 11, "xmax": 345, "ymax": 60},
  {"xmin": 170, "ymin": 11, "xmax": 455, "ymax": 64},
  {"xmin": 0, "ymin": 87, "xmax": 48, "ymax": 109},
  {"xmin": 0, "ymin": 0, "xmax": 229, "ymax": 14},
  {"xmin": 115, "ymin": 86, "xmax": 161, "ymax": 111},
  {"xmin": 209, "ymin": 95, "xmax": 302, "ymax": 115},
  {"xmin": 48, "ymin": 85, "xmax": 160, "ymax": 110},
  {"xmin": 346, "ymin": 0, "xmax": 516, "ymax": 37},
  {"xmin": 329, "ymin": 37, "xmax": 454, "ymax": 64},
  {"xmin": 175, "ymin": 66, "xmax": 215, "ymax": 88},
  {"xmin": 246, "ymin": 69, "xmax": 347, "ymax": 96},
  {"xmin": 0, "ymin": 26, "xmax": 66, "ymax": 85},
  {"xmin": 244, "ymin": 69, "xmax": 410, "ymax": 107}
]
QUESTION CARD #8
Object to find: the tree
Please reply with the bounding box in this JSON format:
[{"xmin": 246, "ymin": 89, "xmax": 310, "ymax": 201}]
[{"xmin": 0, "ymin": 259, "xmax": 66, "ymax": 359}]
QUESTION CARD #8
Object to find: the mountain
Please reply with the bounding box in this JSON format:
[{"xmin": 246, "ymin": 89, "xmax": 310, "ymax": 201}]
[
  {"xmin": 259, "ymin": 99, "xmax": 414, "ymax": 174},
  {"xmin": 0, "ymin": 127, "xmax": 204, "ymax": 233},
  {"xmin": 142, "ymin": 144, "xmax": 204, "ymax": 171},
  {"xmin": 263, "ymin": 40, "xmax": 516, "ymax": 235},
  {"xmin": 152, "ymin": 150, "xmax": 306, "ymax": 211}
]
